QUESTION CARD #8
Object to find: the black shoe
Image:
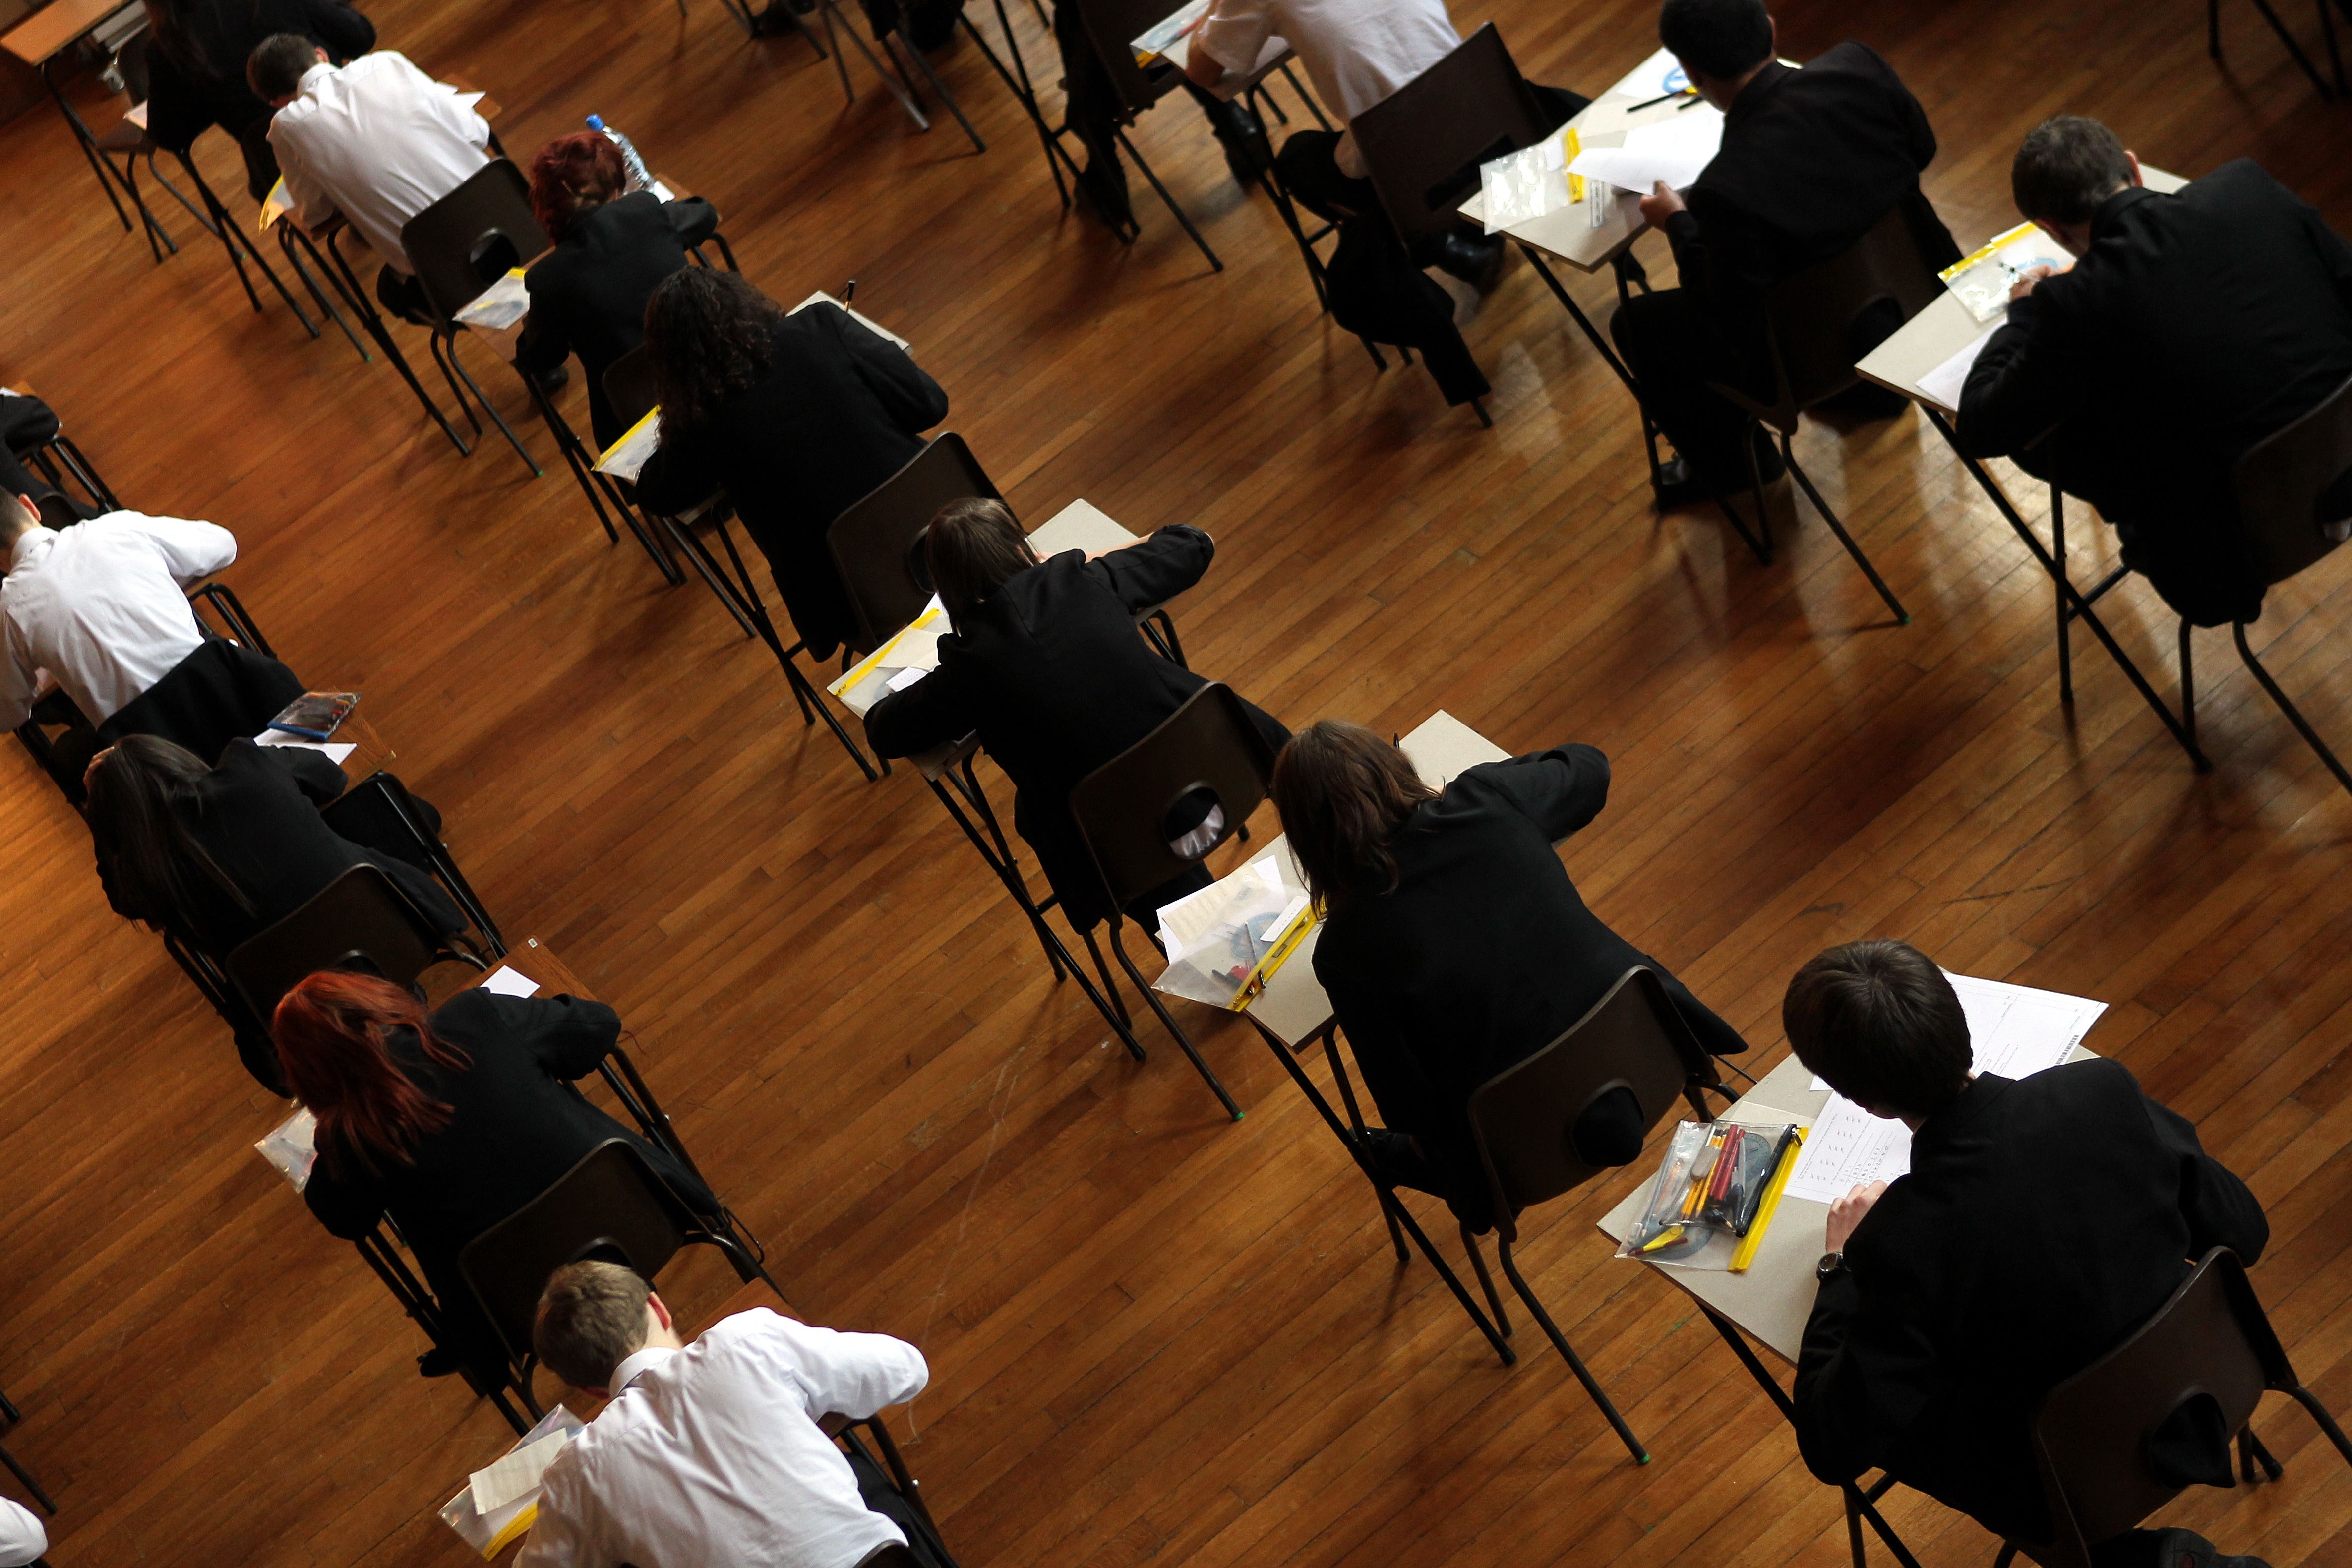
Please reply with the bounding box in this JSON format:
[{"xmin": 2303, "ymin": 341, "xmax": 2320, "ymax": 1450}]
[
  {"xmin": 2150, "ymin": 1527, "xmax": 2271, "ymax": 1568},
  {"xmin": 905, "ymin": 0, "xmax": 958, "ymax": 50},
  {"xmin": 749, "ymin": 2, "xmax": 805, "ymax": 34},
  {"xmin": 1073, "ymin": 160, "xmax": 1135, "ymax": 235},
  {"xmin": 1426, "ymin": 231, "xmax": 1506, "ymax": 294},
  {"xmin": 417, "ymin": 1346, "xmax": 464, "ymax": 1379},
  {"xmin": 1216, "ymin": 109, "xmax": 1274, "ymax": 186},
  {"xmin": 532, "ymin": 362, "xmax": 571, "ymax": 395},
  {"xmin": 1651, "ymin": 442, "xmax": 1785, "ymax": 510},
  {"xmin": 1814, "ymin": 378, "xmax": 1910, "ymax": 421}
]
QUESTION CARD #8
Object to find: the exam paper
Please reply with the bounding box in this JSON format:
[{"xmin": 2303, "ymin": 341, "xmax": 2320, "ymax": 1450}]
[
  {"xmin": 1916, "ymin": 324, "xmax": 2000, "ymax": 412},
  {"xmin": 470, "ymin": 1429, "xmax": 569, "ymax": 1515},
  {"xmin": 253, "ymin": 730, "xmax": 357, "ymax": 764},
  {"xmin": 886, "ymin": 665, "xmax": 929, "ymax": 692},
  {"xmin": 1568, "ymin": 108, "xmax": 1724, "ymax": 194},
  {"xmin": 1131, "ymin": 0, "xmax": 1210, "ymax": 63},
  {"xmin": 1785, "ymin": 972, "xmax": 2106, "ymax": 1203},
  {"xmin": 480, "ymin": 966, "xmax": 541, "ymax": 999},
  {"xmin": 790, "ymin": 292, "xmax": 911, "ymax": 353},
  {"xmin": 455, "ymin": 268, "xmax": 531, "ymax": 330},
  {"xmin": 124, "ymin": 101, "xmax": 149, "ymax": 130},
  {"xmin": 1941, "ymin": 222, "xmax": 2071, "ymax": 323},
  {"xmin": 593, "ymin": 410, "xmax": 662, "ymax": 482}
]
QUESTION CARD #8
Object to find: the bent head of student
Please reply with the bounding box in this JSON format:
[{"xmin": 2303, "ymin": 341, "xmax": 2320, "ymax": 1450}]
[
  {"xmin": 643, "ymin": 268, "xmax": 785, "ymax": 433},
  {"xmin": 535, "ymin": 1259, "xmax": 680, "ymax": 1394},
  {"xmin": 2011, "ymin": 116, "xmax": 2144, "ymax": 255},
  {"xmin": 528, "ymin": 131, "xmax": 628, "ymax": 243},
  {"xmin": 0, "ymin": 490, "xmax": 39, "ymax": 552},
  {"xmin": 925, "ymin": 498, "xmax": 1038, "ymax": 628},
  {"xmin": 1269, "ymin": 720, "xmax": 1437, "ymax": 912},
  {"xmin": 248, "ymin": 33, "xmax": 327, "ymax": 108},
  {"xmin": 273, "ymin": 970, "xmax": 474, "ymax": 1176},
  {"xmin": 83, "ymin": 735, "xmax": 252, "ymax": 931},
  {"xmin": 1782, "ymin": 938, "xmax": 1971, "ymax": 1122},
  {"xmin": 1658, "ymin": 0, "xmax": 1775, "ymax": 107}
]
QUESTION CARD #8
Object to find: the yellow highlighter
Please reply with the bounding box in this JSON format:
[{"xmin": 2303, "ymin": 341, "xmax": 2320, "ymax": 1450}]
[{"xmin": 1563, "ymin": 127, "xmax": 1585, "ymax": 205}]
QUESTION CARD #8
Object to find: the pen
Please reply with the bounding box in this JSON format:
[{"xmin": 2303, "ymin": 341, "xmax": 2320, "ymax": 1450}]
[
  {"xmin": 1628, "ymin": 87, "xmax": 1697, "ymax": 111},
  {"xmin": 1676, "ymin": 93, "xmax": 1703, "ymax": 110},
  {"xmin": 843, "ymin": 278, "xmax": 857, "ymax": 303}
]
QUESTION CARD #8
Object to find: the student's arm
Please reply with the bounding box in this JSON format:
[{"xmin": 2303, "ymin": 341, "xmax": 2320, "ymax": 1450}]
[
  {"xmin": 143, "ymin": 50, "xmax": 209, "ymax": 156},
  {"xmin": 1463, "ymin": 744, "xmax": 1611, "ymax": 841},
  {"xmin": 1090, "ymin": 524, "xmax": 1213, "ymax": 613},
  {"xmin": 1189, "ymin": 0, "xmax": 1274, "ymax": 87},
  {"xmin": 0, "ymin": 625, "xmax": 34, "ymax": 732},
  {"xmin": 2139, "ymin": 1085, "xmax": 2270, "ymax": 1264},
  {"xmin": 631, "ymin": 421, "xmax": 714, "ymax": 515},
  {"xmin": 863, "ymin": 655, "xmax": 974, "ymax": 759},
  {"xmin": 1956, "ymin": 288, "xmax": 2092, "ymax": 460},
  {"xmin": 0, "ymin": 1497, "xmax": 45, "ymax": 1568},
  {"xmin": 490, "ymin": 991, "xmax": 623, "ymax": 1081},
  {"xmin": 122, "ymin": 512, "xmax": 238, "ymax": 585},
  {"xmin": 1793, "ymin": 1251, "xmax": 1941, "ymax": 1486},
  {"xmin": 302, "ymin": 1160, "xmax": 387, "ymax": 1240},
  {"xmin": 771, "ymin": 1314, "xmax": 930, "ymax": 1419},
  {"xmin": 228, "ymin": 736, "xmax": 349, "ymax": 805},
  {"xmin": 663, "ymin": 197, "xmax": 721, "ymax": 249},
  {"xmin": 513, "ymin": 1455, "xmax": 617, "ymax": 1568},
  {"xmin": 302, "ymin": 0, "xmax": 377, "ymax": 62},
  {"xmin": 830, "ymin": 307, "xmax": 949, "ymax": 434},
  {"xmin": 512, "ymin": 278, "xmax": 573, "ymax": 376},
  {"xmin": 276, "ymin": 131, "xmax": 341, "ymax": 234}
]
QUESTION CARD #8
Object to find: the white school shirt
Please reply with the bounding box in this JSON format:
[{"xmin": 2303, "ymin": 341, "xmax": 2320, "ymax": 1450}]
[
  {"xmin": 0, "ymin": 513, "xmax": 238, "ymax": 729},
  {"xmin": 518, "ymin": 1311, "xmax": 930, "ymax": 1568},
  {"xmin": 1192, "ymin": 0, "xmax": 1459, "ymax": 177},
  {"xmin": 269, "ymin": 54, "xmax": 491, "ymax": 275},
  {"xmin": 0, "ymin": 1499, "xmax": 42, "ymax": 1567}
]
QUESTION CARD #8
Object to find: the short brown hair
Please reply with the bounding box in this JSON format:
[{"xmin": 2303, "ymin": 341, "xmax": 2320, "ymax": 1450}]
[
  {"xmin": 925, "ymin": 498, "xmax": 1037, "ymax": 627},
  {"xmin": 528, "ymin": 131, "xmax": 626, "ymax": 241},
  {"xmin": 533, "ymin": 1260, "xmax": 653, "ymax": 1390},
  {"xmin": 1782, "ymin": 939, "xmax": 1971, "ymax": 1118},
  {"xmin": 246, "ymin": 32, "xmax": 318, "ymax": 102},
  {"xmin": 1270, "ymin": 720, "xmax": 1438, "ymax": 911},
  {"xmin": 2012, "ymin": 116, "xmax": 2133, "ymax": 226}
]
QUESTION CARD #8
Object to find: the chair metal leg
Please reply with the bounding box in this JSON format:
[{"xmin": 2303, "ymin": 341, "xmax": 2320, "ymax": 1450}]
[
  {"xmin": 1457, "ymin": 1220, "xmax": 1512, "ymax": 1338},
  {"xmin": 2179, "ymin": 618, "xmax": 2199, "ymax": 755},
  {"xmin": 443, "ymin": 331, "xmax": 542, "ymax": 477},
  {"xmin": 2235, "ymin": 621, "xmax": 2352, "ymax": 796},
  {"xmin": 818, "ymin": 0, "xmax": 931, "ymax": 127},
  {"xmin": 975, "ymin": 0, "xmax": 1080, "ymax": 211},
  {"xmin": 327, "ymin": 238, "xmax": 470, "ymax": 453},
  {"xmin": 895, "ymin": 30, "xmax": 986, "ymax": 151},
  {"xmin": 1469, "ymin": 396, "xmax": 1493, "ymax": 428},
  {"xmin": 2239, "ymin": 1424, "xmax": 2285, "ymax": 1481},
  {"xmin": 282, "ymin": 226, "xmax": 370, "ymax": 360},
  {"xmin": 1783, "ymin": 438, "xmax": 1909, "ymax": 624},
  {"xmin": 2052, "ymin": 484, "xmax": 2073, "ymax": 703},
  {"xmin": 1277, "ymin": 60, "xmax": 1332, "ymax": 129},
  {"xmin": 1075, "ymin": 924, "xmax": 1146, "ymax": 1047},
  {"xmin": 2284, "ymin": 1382, "xmax": 2352, "ymax": 1465},
  {"xmin": 1494, "ymin": 1235, "xmax": 1648, "ymax": 1462},
  {"xmin": 2231, "ymin": 0, "xmax": 2340, "ymax": 94},
  {"xmin": 1114, "ymin": 125, "xmax": 1222, "ymax": 272},
  {"xmin": 1105, "ymin": 919, "xmax": 1242, "ymax": 1119}
]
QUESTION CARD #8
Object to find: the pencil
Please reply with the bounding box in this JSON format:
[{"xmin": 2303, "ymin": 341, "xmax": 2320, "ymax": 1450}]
[{"xmin": 1728, "ymin": 1128, "xmax": 1804, "ymax": 1273}]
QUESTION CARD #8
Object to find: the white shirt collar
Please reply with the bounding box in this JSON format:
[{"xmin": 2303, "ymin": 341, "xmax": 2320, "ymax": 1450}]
[
  {"xmin": 8, "ymin": 528, "xmax": 57, "ymax": 572},
  {"xmin": 297, "ymin": 60, "xmax": 336, "ymax": 96},
  {"xmin": 610, "ymin": 1344, "xmax": 676, "ymax": 1394}
]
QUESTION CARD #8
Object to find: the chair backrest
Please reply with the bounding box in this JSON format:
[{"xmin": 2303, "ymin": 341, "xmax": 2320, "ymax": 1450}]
[
  {"xmin": 1068, "ymin": 682, "xmax": 1276, "ymax": 910},
  {"xmin": 458, "ymin": 1139, "xmax": 697, "ymax": 1365},
  {"xmin": 2233, "ymin": 370, "xmax": 2352, "ymax": 588},
  {"xmin": 603, "ymin": 346, "xmax": 660, "ymax": 432},
  {"xmin": 1352, "ymin": 24, "xmax": 1549, "ymax": 247},
  {"xmin": 2021, "ymin": 1248, "xmax": 2279, "ymax": 1568},
  {"xmin": 825, "ymin": 433, "xmax": 1004, "ymax": 655},
  {"xmin": 1462, "ymin": 967, "xmax": 1713, "ymax": 1238},
  {"xmin": 400, "ymin": 160, "xmax": 549, "ymax": 324},
  {"xmin": 1069, "ymin": 0, "xmax": 1189, "ymax": 120},
  {"xmin": 1748, "ymin": 203, "xmax": 1946, "ymax": 423},
  {"xmin": 119, "ymin": 27, "xmax": 153, "ymax": 105},
  {"xmin": 224, "ymin": 863, "xmax": 452, "ymax": 1022}
]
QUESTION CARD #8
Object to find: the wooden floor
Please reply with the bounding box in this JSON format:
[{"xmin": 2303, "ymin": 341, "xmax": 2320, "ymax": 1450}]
[{"xmin": 4, "ymin": 0, "xmax": 2352, "ymax": 1561}]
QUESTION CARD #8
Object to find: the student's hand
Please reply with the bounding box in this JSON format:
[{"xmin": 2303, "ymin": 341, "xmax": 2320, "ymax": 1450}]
[
  {"xmin": 1637, "ymin": 181, "xmax": 1686, "ymax": 230},
  {"xmin": 2008, "ymin": 264, "xmax": 2055, "ymax": 302},
  {"xmin": 1824, "ymin": 1179, "xmax": 1888, "ymax": 1253}
]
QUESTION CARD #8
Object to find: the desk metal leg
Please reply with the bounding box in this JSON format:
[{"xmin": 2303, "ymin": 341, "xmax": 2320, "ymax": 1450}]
[
  {"xmin": 1923, "ymin": 409, "xmax": 2210, "ymax": 770},
  {"xmin": 45, "ymin": 62, "xmax": 174, "ymax": 258},
  {"xmin": 322, "ymin": 232, "xmax": 471, "ymax": 454},
  {"xmin": 280, "ymin": 224, "xmax": 371, "ymax": 360}
]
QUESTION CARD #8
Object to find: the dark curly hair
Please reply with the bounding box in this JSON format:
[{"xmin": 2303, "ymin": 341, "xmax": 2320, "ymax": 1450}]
[{"xmin": 643, "ymin": 268, "xmax": 784, "ymax": 434}]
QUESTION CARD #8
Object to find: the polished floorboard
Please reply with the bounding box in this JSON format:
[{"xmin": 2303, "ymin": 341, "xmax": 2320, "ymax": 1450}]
[{"xmin": 3, "ymin": 0, "xmax": 2352, "ymax": 1561}]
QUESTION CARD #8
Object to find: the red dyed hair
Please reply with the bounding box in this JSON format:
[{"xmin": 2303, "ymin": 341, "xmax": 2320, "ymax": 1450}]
[
  {"xmin": 527, "ymin": 132, "xmax": 627, "ymax": 241},
  {"xmin": 272, "ymin": 972, "xmax": 473, "ymax": 1177}
]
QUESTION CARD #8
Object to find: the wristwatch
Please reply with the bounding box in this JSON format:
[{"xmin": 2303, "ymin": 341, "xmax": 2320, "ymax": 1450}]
[{"xmin": 1815, "ymin": 1251, "xmax": 1846, "ymax": 1281}]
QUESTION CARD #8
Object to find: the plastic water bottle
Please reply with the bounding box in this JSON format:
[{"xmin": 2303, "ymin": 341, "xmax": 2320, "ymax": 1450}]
[{"xmin": 585, "ymin": 115, "xmax": 654, "ymax": 195}]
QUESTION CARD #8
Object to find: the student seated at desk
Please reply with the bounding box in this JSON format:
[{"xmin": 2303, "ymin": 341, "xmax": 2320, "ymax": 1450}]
[
  {"xmin": 0, "ymin": 393, "xmax": 90, "ymax": 522},
  {"xmin": 1957, "ymin": 117, "xmax": 2352, "ymax": 629},
  {"xmin": 1787, "ymin": 940, "xmax": 2271, "ymax": 1568},
  {"xmin": 514, "ymin": 133, "xmax": 719, "ymax": 450},
  {"xmin": 250, "ymin": 35, "xmax": 492, "ymax": 328},
  {"xmin": 517, "ymin": 1262, "xmax": 936, "ymax": 1568},
  {"xmin": 278, "ymin": 976, "xmax": 721, "ymax": 1387},
  {"xmin": 1182, "ymin": 0, "xmax": 1587, "ymax": 289},
  {"xmin": 1268, "ymin": 721, "xmax": 1746, "ymax": 1232},
  {"xmin": 86, "ymin": 736, "xmax": 464, "ymax": 1088},
  {"xmin": 145, "ymin": 0, "xmax": 375, "ymax": 201},
  {"xmin": 1614, "ymin": 0, "xmax": 1959, "ymax": 509},
  {"xmin": 0, "ymin": 482, "xmax": 236, "ymax": 736},
  {"xmin": 634, "ymin": 270, "xmax": 949, "ymax": 662},
  {"xmin": 863, "ymin": 500, "xmax": 1290, "ymax": 931}
]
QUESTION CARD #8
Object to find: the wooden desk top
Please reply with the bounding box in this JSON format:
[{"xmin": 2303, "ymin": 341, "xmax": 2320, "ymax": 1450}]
[
  {"xmin": 1855, "ymin": 165, "xmax": 2191, "ymax": 414},
  {"xmin": 1244, "ymin": 711, "xmax": 1511, "ymax": 1049},
  {"xmin": 2, "ymin": 0, "xmax": 137, "ymax": 66},
  {"xmin": 478, "ymin": 936, "xmax": 594, "ymax": 999},
  {"xmin": 1455, "ymin": 48, "xmax": 1710, "ymax": 276}
]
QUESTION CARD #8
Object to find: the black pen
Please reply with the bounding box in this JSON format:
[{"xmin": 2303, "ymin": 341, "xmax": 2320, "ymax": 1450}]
[
  {"xmin": 1628, "ymin": 87, "xmax": 1696, "ymax": 110},
  {"xmin": 1676, "ymin": 92, "xmax": 1703, "ymax": 110}
]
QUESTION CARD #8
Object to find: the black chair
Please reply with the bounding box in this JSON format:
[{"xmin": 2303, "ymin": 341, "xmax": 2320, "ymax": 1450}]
[
  {"xmin": 458, "ymin": 1139, "xmax": 788, "ymax": 1410},
  {"xmin": 6, "ymin": 416, "xmax": 121, "ymax": 516},
  {"xmin": 600, "ymin": 346, "xmax": 882, "ymax": 781},
  {"xmin": 400, "ymin": 161, "xmax": 552, "ymax": 478},
  {"xmin": 1991, "ymin": 1247, "xmax": 2352, "ymax": 1568},
  {"xmin": 318, "ymin": 773, "xmax": 508, "ymax": 957},
  {"xmin": 1457, "ymin": 966, "xmax": 1739, "ymax": 1464},
  {"xmin": 89, "ymin": 31, "xmax": 197, "ymax": 263},
  {"xmin": 1702, "ymin": 203, "xmax": 1939, "ymax": 625},
  {"xmin": 224, "ymin": 863, "xmax": 490, "ymax": 1027},
  {"xmin": 842, "ymin": 1415, "xmax": 962, "ymax": 1568},
  {"xmin": 354, "ymin": 1216, "xmax": 543, "ymax": 1434},
  {"xmin": 2166, "ymin": 370, "xmax": 2352, "ymax": 797},
  {"xmin": 1067, "ymin": 681, "xmax": 1278, "ymax": 1121},
  {"xmin": 1064, "ymin": 0, "xmax": 1233, "ymax": 270},
  {"xmin": 292, "ymin": 211, "xmax": 483, "ymax": 457},
  {"xmin": 2209, "ymin": 0, "xmax": 2348, "ymax": 100},
  {"xmin": 828, "ymin": 432, "xmax": 1004, "ymax": 656}
]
